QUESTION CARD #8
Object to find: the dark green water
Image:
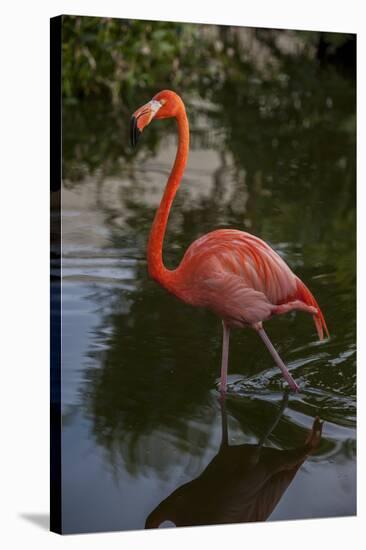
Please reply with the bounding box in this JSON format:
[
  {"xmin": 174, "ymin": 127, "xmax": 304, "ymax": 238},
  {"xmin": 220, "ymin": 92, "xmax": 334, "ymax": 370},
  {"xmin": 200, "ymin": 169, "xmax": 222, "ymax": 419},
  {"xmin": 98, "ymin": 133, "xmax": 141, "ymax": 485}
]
[{"xmin": 60, "ymin": 63, "xmax": 356, "ymax": 533}]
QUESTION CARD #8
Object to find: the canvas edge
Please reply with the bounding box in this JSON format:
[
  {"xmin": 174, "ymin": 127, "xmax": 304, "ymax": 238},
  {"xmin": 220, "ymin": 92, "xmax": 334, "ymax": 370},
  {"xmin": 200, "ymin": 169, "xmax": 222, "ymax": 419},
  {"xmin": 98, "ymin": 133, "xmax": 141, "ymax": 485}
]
[{"xmin": 50, "ymin": 14, "xmax": 62, "ymax": 536}]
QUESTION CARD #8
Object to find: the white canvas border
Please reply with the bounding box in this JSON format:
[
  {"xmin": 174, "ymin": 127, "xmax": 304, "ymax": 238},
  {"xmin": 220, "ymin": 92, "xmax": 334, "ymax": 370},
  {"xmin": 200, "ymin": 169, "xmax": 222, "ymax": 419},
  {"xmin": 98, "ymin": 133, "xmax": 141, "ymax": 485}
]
[{"xmin": 0, "ymin": 1, "xmax": 363, "ymax": 549}]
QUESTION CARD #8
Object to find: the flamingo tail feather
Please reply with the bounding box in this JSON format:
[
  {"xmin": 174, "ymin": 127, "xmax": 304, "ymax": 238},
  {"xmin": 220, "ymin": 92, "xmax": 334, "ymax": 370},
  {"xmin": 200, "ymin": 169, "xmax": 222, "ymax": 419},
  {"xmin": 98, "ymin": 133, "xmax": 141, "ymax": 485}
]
[{"xmin": 295, "ymin": 278, "xmax": 329, "ymax": 341}]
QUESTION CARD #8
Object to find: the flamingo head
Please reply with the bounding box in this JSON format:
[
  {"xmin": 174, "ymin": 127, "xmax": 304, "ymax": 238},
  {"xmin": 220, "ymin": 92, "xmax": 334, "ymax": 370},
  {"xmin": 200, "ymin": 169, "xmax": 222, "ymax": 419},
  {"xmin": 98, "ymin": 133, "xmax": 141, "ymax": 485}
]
[{"xmin": 130, "ymin": 90, "xmax": 185, "ymax": 147}]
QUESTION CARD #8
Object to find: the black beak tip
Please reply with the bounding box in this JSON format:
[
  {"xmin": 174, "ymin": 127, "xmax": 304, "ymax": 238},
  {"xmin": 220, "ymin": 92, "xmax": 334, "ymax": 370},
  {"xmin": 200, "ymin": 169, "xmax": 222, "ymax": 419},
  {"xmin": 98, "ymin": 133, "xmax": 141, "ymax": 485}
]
[{"xmin": 130, "ymin": 115, "xmax": 142, "ymax": 148}]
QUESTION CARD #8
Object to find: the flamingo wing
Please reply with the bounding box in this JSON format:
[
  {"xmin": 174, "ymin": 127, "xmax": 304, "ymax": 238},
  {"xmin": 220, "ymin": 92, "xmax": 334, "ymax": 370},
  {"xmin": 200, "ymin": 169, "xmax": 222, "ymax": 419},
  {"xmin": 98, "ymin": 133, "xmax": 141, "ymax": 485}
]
[
  {"xmin": 176, "ymin": 229, "xmax": 329, "ymax": 338},
  {"xmin": 193, "ymin": 271, "xmax": 274, "ymax": 327}
]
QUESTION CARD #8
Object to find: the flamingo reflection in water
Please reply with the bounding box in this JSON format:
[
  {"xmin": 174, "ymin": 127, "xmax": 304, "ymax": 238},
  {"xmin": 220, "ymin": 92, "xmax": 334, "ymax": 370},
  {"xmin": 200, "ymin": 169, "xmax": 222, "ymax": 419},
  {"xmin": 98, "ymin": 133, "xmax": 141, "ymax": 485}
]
[{"xmin": 145, "ymin": 395, "xmax": 323, "ymax": 528}]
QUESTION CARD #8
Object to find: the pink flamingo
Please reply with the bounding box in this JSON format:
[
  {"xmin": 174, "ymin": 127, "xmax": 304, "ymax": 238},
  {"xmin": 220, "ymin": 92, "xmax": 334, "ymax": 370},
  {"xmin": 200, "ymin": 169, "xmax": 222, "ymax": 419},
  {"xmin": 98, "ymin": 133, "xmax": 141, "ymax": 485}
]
[{"xmin": 130, "ymin": 90, "xmax": 329, "ymax": 393}]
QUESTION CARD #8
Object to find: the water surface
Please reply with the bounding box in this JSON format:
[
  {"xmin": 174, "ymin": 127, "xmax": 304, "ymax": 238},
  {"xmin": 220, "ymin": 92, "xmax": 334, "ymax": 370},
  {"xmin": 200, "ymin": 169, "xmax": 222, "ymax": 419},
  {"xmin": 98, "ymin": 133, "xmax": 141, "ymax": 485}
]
[{"xmin": 60, "ymin": 64, "xmax": 356, "ymax": 533}]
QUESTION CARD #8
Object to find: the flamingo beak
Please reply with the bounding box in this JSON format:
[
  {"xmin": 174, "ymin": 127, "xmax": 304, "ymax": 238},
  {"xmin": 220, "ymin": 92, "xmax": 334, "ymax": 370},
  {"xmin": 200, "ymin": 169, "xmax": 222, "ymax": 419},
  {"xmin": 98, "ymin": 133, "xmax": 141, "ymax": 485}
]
[{"xmin": 130, "ymin": 99, "xmax": 162, "ymax": 147}]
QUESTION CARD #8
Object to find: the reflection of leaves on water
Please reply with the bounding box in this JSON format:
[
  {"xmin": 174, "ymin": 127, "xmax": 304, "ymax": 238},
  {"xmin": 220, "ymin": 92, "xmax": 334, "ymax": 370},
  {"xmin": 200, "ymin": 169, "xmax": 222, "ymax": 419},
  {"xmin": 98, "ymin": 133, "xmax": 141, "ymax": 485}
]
[
  {"xmin": 74, "ymin": 140, "xmax": 355, "ymax": 476},
  {"xmin": 77, "ymin": 259, "xmax": 354, "ymax": 477},
  {"xmin": 72, "ymin": 164, "xmax": 355, "ymax": 476}
]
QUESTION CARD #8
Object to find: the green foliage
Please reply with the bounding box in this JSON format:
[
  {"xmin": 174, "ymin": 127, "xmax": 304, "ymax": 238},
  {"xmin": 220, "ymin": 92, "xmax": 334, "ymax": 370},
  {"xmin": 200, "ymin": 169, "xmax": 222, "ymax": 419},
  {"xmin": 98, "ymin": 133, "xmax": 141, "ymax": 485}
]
[
  {"xmin": 62, "ymin": 16, "xmax": 205, "ymax": 106},
  {"xmin": 62, "ymin": 16, "xmax": 355, "ymax": 108}
]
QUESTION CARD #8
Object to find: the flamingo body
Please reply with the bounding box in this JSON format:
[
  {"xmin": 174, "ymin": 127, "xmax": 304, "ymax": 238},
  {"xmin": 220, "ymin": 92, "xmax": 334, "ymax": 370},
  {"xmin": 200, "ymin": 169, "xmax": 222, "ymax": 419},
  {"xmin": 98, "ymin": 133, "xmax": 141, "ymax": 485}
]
[
  {"xmin": 130, "ymin": 90, "xmax": 329, "ymax": 393},
  {"xmin": 170, "ymin": 228, "xmax": 327, "ymax": 336}
]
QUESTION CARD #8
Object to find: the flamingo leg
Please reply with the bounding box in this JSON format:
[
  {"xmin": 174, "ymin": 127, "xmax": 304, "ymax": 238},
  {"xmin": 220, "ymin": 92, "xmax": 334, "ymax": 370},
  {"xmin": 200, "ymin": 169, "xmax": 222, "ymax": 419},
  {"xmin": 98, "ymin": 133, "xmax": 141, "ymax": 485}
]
[
  {"xmin": 219, "ymin": 393, "xmax": 229, "ymax": 448},
  {"xmin": 256, "ymin": 325, "xmax": 300, "ymax": 392},
  {"xmin": 220, "ymin": 322, "xmax": 230, "ymax": 394}
]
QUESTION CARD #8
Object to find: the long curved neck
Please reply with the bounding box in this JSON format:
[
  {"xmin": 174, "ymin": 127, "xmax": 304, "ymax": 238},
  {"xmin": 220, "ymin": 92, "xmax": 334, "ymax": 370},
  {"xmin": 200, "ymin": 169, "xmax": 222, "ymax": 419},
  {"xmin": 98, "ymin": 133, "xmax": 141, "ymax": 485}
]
[{"xmin": 147, "ymin": 109, "xmax": 189, "ymax": 287}]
